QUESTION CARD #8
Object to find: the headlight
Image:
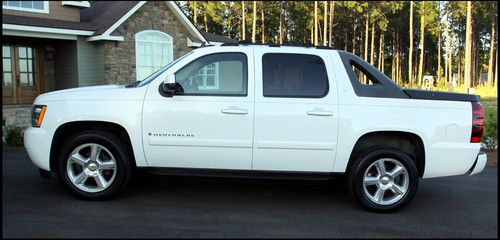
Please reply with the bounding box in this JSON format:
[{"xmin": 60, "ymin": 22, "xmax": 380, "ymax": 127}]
[{"xmin": 31, "ymin": 105, "xmax": 47, "ymax": 128}]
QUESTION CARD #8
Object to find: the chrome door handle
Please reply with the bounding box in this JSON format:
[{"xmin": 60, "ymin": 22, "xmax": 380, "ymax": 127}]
[
  {"xmin": 221, "ymin": 107, "xmax": 248, "ymax": 114},
  {"xmin": 307, "ymin": 109, "xmax": 333, "ymax": 116}
]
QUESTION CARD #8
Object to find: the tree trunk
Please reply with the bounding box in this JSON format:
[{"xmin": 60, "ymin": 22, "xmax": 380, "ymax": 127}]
[
  {"xmin": 464, "ymin": 1, "xmax": 472, "ymax": 92},
  {"xmin": 370, "ymin": 23, "xmax": 375, "ymax": 65},
  {"xmin": 445, "ymin": 14, "xmax": 450, "ymax": 85},
  {"xmin": 310, "ymin": 19, "xmax": 314, "ymax": 44},
  {"xmin": 329, "ymin": 1, "xmax": 334, "ymax": 47},
  {"xmin": 364, "ymin": 14, "xmax": 369, "ymax": 62},
  {"xmin": 323, "ymin": 1, "xmax": 327, "ymax": 45},
  {"xmin": 378, "ymin": 32, "xmax": 383, "ymax": 69},
  {"xmin": 409, "ymin": 1, "xmax": 414, "ymax": 88},
  {"xmin": 279, "ymin": 1, "xmax": 283, "ymax": 44},
  {"xmin": 242, "ymin": 1, "xmax": 246, "ymax": 40},
  {"xmin": 418, "ymin": 13, "xmax": 425, "ymax": 88},
  {"xmin": 364, "ymin": 14, "xmax": 369, "ymax": 83},
  {"xmin": 396, "ymin": 32, "xmax": 400, "ymax": 83},
  {"xmin": 392, "ymin": 31, "xmax": 396, "ymax": 80},
  {"xmin": 413, "ymin": 53, "xmax": 417, "ymax": 82},
  {"xmin": 344, "ymin": 30, "xmax": 348, "ymax": 51},
  {"xmin": 252, "ymin": 1, "xmax": 257, "ymax": 42},
  {"xmin": 360, "ymin": 26, "xmax": 363, "ymax": 58},
  {"xmin": 397, "ymin": 33, "xmax": 402, "ymax": 84},
  {"xmin": 261, "ymin": 1, "xmax": 265, "ymax": 43},
  {"xmin": 472, "ymin": 30, "xmax": 476, "ymax": 86},
  {"xmin": 318, "ymin": 19, "xmax": 323, "ymax": 45},
  {"xmin": 495, "ymin": 47, "xmax": 498, "ymax": 88},
  {"xmin": 458, "ymin": 51, "xmax": 461, "ymax": 85},
  {"xmin": 437, "ymin": 20, "xmax": 441, "ymax": 84},
  {"xmin": 227, "ymin": 17, "xmax": 232, "ymax": 38},
  {"xmin": 381, "ymin": 36, "xmax": 385, "ymax": 73},
  {"xmin": 193, "ymin": 2, "xmax": 197, "ymax": 26},
  {"xmin": 487, "ymin": 21, "xmax": 496, "ymax": 86},
  {"xmin": 352, "ymin": 23, "xmax": 356, "ymax": 54},
  {"xmin": 447, "ymin": 16, "xmax": 453, "ymax": 87},
  {"xmin": 204, "ymin": 9, "xmax": 208, "ymax": 32},
  {"xmin": 314, "ymin": 1, "xmax": 318, "ymax": 46}
]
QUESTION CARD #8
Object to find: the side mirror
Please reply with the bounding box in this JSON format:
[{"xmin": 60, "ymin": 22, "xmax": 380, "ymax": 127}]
[
  {"xmin": 160, "ymin": 74, "xmax": 176, "ymax": 97},
  {"xmin": 164, "ymin": 74, "xmax": 176, "ymax": 85}
]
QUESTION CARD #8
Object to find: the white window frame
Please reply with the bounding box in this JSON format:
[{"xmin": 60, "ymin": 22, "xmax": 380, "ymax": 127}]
[
  {"xmin": 196, "ymin": 63, "xmax": 219, "ymax": 90},
  {"xmin": 2, "ymin": 1, "xmax": 49, "ymax": 14},
  {"xmin": 135, "ymin": 30, "xmax": 173, "ymax": 81},
  {"xmin": 61, "ymin": 1, "xmax": 90, "ymax": 8}
]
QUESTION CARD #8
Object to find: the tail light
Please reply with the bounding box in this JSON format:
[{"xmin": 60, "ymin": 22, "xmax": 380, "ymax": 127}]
[{"xmin": 470, "ymin": 102, "xmax": 484, "ymax": 143}]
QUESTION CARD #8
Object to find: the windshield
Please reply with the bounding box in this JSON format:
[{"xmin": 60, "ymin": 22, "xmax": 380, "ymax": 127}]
[{"xmin": 136, "ymin": 51, "xmax": 192, "ymax": 87}]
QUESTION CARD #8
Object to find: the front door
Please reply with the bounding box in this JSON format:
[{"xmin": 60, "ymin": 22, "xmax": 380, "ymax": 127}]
[
  {"xmin": 2, "ymin": 44, "xmax": 41, "ymax": 105},
  {"xmin": 142, "ymin": 48, "xmax": 255, "ymax": 170}
]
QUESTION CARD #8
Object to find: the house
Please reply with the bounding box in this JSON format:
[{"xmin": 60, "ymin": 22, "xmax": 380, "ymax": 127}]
[{"xmin": 2, "ymin": 1, "xmax": 237, "ymax": 128}]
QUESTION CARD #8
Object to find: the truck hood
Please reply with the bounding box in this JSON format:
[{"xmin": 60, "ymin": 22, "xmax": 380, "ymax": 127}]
[{"xmin": 34, "ymin": 85, "xmax": 146, "ymax": 104}]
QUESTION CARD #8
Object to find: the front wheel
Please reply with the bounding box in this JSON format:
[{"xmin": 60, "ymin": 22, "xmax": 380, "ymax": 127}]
[
  {"xmin": 347, "ymin": 148, "xmax": 419, "ymax": 212},
  {"xmin": 57, "ymin": 130, "xmax": 133, "ymax": 200}
]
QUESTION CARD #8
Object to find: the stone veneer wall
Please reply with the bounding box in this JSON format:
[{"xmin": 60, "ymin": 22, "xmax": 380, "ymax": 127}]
[
  {"xmin": 3, "ymin": 105, "xmax": 31, "ymax": 128},
  {"xmin": 103, "ymin": 1, "xmax": 194, "ymax": 85}
]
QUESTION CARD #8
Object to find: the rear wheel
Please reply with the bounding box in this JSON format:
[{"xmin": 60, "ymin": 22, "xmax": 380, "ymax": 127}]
[
  {"xmin": 57, "ymin": 130, "xmax": 133, "ymax": 199},
  {"xmin": 347, "ymin": 148, "xmax": 419, "ymax": 212}
]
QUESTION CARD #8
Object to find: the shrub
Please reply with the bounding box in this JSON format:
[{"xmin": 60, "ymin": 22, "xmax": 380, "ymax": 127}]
[
  {"xmin": 4, "ymin": 126, "xmax": 24, "ymax": 147},
  {"xmin": 482, "ymin": 99, "xmax": 498, "ymax": 151}
]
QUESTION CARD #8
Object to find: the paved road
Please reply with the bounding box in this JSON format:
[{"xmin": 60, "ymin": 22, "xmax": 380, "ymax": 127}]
[{"xmin": 2, "ymin": 150, "xmax": 497, "ymax": 238}]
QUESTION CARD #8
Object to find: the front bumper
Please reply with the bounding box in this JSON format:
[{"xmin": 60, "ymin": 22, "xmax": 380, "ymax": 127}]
[
  {"xmin": 467, "ymin": 151, "xmax": 487, "ymax": 175},
  {"xmin": 24, "ymin": 127, "xmax": 51, "ymax": 171}
]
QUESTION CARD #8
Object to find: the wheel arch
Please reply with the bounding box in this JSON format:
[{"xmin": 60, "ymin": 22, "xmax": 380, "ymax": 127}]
[
  {"xmin": 50, "ymin": 121, "xmax": 136, "ymax": 172},
  {"xmin": 346, "ymin": 131, "xmax": 426, "ymax": 178}
]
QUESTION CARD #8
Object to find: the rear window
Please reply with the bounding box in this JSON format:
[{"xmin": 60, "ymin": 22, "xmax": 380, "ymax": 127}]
[{"xmin": 262, "ymin": 53, "xmax": 329, "ymax": 98}]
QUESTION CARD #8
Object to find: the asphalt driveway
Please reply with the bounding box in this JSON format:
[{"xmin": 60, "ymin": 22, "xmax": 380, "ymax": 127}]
[{"xmin": 2, "ymin": 149, "xmax": 497, "ymax": 238}]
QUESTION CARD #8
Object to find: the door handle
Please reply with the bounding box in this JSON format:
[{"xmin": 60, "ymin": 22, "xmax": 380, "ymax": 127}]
[
  {"xmin": 221, "ymin": 107, "xmax": 248, "ymax": 114},
  {"xmin": 307, "ymin": 109, "xmax": 333, "ymax": 116}
]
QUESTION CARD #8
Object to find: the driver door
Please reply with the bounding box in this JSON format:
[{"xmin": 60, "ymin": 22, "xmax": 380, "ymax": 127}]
[{"xmin": 142, "ymin": 48, "xmax": 254, "ymax": 170}]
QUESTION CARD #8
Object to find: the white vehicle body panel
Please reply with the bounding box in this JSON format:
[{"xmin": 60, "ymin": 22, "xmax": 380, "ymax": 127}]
[
  {"xmin": 24, "ymin": 45, "xmax": 485, "ymax": 180},
  {"xmin": 142, "ymin": 47, "xmax": 255, "ymax": 169},
  {"xmin": 252, "ymin": 47, "xmax": 339, "ymax": 172}
]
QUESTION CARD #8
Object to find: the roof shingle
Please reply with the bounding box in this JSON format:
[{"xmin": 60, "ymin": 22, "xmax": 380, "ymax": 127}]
[{"xmin": 4, "ymin": 1, "xmax": 237, "ymax": 44}]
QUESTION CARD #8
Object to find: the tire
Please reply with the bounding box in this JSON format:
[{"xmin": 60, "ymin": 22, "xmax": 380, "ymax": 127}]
[
  {"xmin": 347, "ymin": 147, "xmax": 419, "ymax": 213},
  {"xmin": 57, "ymin": 130, "xmax": 133, "ymax": 200}
]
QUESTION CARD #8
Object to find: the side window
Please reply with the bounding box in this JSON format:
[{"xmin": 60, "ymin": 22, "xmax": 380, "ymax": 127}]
[
  {"xmin": 350, "ymin": 61, "xmax": 380, "ymax": 85},
  {"xmin": 175, "ymin": 53, "xmax": 247, "ymax": 96},
  {"xmin": 262, "ymin": 53, "xmax": 328, "ymax": 98}
]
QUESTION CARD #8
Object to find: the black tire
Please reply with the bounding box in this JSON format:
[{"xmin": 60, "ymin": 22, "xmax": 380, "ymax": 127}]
[
  {"xmin": 347, "ymin": 147, "xmax": 419, "ymax": 213},
  {"xmin": 57, "ymin": 130, "xmax": 133, "ymax": 200}
]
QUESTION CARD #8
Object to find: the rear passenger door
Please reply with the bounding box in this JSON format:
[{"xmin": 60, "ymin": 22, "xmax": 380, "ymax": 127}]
[{"xmin": 252, "ymin": 48, "xmax": 339, "ymax": 172}]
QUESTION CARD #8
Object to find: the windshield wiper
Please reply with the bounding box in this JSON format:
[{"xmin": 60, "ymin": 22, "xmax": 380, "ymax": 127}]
[{"xmin": 125, "ymin": 81, "xmax": 141, "ymax": 88}]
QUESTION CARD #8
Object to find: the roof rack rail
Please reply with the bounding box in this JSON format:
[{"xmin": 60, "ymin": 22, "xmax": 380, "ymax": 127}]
[
  {"xmin": 218, "ymin": 42, "xmax": 337, "ymax": 50},
  {"xmin": 238, "ymin": 40, "xmax": 253, "ymax": 45},
  {"xmin": 220, "ymin": 43, "xmax": 239, "ymax": 46}
]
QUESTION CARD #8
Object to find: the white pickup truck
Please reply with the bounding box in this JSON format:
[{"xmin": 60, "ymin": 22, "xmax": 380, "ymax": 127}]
[{"xmin": 24, "ymin": 44, "xmax": 487, "ymax": 212}]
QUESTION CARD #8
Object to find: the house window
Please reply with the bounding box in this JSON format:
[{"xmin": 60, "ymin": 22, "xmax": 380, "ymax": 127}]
[
  {"xmin": 2, "ymin": 1, "xmax": 49, "ymax": 14},
  {"xmin": 196, "ymin": 63, "xmax": 219, "ymax": 90},
  {"xmin": 175, "ymin": 53, "xmax": 247, "ymax": 96},
  {"xmin": 135, "ymin": 30, "xmax": 173, "ymax": 81}
]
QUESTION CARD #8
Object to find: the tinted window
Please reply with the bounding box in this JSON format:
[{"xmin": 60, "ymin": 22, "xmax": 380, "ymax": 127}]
[
  {"xmin": 262, "ymin": 53, "xmax": 328, "ymax": 98},
  {"xmin": 175, "ymin": 53, "xmax": 247, "ymax": 96},
  {"xmin": 350, "ymin": 61, "xmax": 380, "ymax": 85}
]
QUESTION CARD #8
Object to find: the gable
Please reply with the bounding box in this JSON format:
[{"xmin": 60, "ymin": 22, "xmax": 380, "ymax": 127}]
[{"xmin": 83, "ymin": 1, "xmax": 207, "ymax": 43}]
